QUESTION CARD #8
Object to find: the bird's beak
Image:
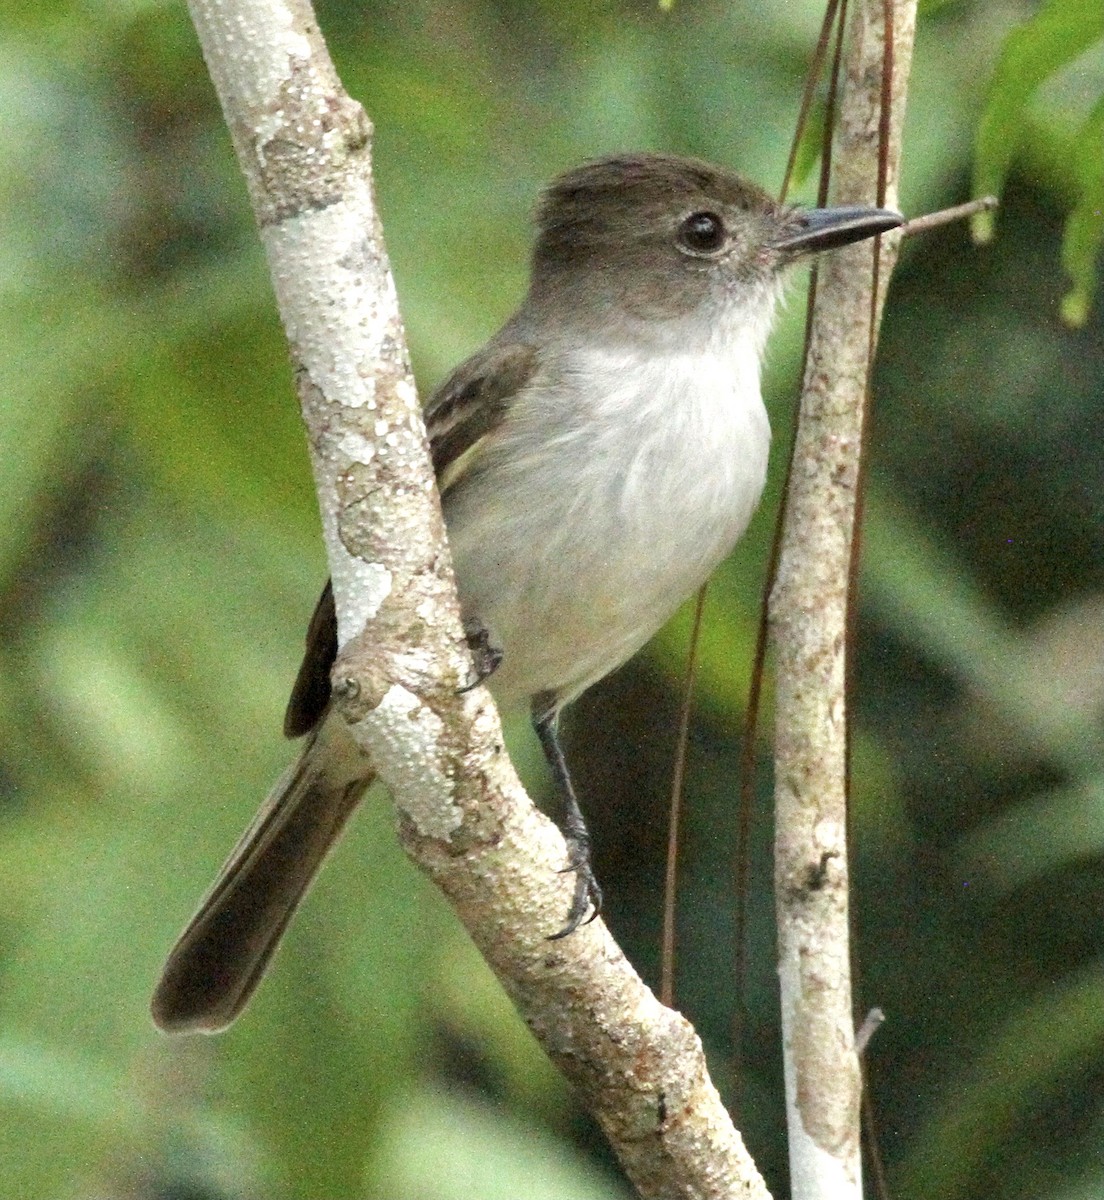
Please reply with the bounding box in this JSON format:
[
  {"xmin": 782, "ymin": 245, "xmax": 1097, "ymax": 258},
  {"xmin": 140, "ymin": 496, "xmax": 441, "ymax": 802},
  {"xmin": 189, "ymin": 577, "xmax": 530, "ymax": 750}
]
[{"xmin": 772, "ymin": 205, "xmax": 903, "ymax": 258}]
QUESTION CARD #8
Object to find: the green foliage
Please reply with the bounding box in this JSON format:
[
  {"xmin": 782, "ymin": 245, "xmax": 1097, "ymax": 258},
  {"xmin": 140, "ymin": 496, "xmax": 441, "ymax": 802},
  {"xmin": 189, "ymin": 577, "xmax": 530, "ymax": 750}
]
[
  {"xmin": 1062, "ymin": 92, "xmax": 1104, "ymax": 324},
  {"xmin": 972, "ymin": 0, "xmax": 1104, "ymax": 323},
  {"xmin": 0, "ymin": 1, "xmax": 1102, "ymax": 1199}
]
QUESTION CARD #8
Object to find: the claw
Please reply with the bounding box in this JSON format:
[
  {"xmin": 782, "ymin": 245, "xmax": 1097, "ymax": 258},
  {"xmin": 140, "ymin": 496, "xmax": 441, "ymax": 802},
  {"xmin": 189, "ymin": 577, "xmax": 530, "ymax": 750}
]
[
  {"xmin": 459, "ymin": 621, "xmax": 503, "ymax": 693},
  {"xmin": 531, "ymin": 697, "xmax": 605, "ymax": 941},
  {"xmin": 547, "ymin": 837, "xmax": 603, "ymax": 940}
]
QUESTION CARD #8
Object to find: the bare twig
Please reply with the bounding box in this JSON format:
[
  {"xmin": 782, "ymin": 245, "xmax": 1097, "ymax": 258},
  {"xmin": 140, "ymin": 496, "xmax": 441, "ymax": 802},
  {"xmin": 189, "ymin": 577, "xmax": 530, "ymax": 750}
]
[
  {"xmin": 182, "ymin": 0, "xmax": 769, "ymax": 1195},
  {"xmin": 902, "ymin": 196, "xmax": 998, "ymax": 237},
  {"xmin": 768, "ymin": 1, "xmax": 917, "ymax": 1198},
  {"xmin": 855, "ymin": 1007, "xmax": 886, "ymax": 1056}
]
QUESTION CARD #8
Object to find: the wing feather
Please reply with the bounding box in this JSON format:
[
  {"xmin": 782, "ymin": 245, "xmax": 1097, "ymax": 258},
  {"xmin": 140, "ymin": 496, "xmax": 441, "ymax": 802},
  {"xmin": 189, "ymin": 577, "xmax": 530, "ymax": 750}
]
[{"xmin": 282, "ymin": 338, "xmax": 538, "ymax": 738}]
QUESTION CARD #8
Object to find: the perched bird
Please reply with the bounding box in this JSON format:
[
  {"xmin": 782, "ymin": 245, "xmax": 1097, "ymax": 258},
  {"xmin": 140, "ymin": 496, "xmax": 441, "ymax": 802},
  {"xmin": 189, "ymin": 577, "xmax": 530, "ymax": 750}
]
[{"xmin": 152, "ymin": 152, "xmax": 900, "ymax": 1033}]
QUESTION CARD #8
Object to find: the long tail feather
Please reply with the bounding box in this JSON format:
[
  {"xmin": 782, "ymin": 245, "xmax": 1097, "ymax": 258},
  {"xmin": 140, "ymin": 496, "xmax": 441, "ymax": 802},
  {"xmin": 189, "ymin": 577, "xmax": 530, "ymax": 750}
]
[{"xmin": 151, "ymin": 718, "xmax": 373, "ymax": 1033}]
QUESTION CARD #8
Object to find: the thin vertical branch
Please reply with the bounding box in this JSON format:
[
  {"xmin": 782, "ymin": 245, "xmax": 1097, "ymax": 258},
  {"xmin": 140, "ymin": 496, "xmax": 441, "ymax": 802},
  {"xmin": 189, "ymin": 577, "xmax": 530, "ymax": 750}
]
[
  {"xmin": 768, "ymin": 3, "xmax": 916, "ymax": 1200},
  {"xmin": 734, "ymin": 0, "xmax": 848, "ymax": 1045},
  {"xmin": 661, "ymin": 585, "xmax": 708, "ymax": 1009}
]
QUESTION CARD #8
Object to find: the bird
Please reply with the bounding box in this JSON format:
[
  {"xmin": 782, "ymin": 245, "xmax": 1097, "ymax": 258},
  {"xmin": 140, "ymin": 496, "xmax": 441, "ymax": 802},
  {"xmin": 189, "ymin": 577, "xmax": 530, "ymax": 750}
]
[{"xmin": 151, "ymin": 151, "xmax": 901, "ymax": 1033}]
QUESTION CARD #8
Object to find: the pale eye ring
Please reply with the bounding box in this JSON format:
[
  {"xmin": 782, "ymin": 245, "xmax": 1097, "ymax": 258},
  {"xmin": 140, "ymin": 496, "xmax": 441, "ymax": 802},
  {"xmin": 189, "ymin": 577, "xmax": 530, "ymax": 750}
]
[{"xmin": 677, "ymin": 211, "xmax": 726, "ymax": 256}]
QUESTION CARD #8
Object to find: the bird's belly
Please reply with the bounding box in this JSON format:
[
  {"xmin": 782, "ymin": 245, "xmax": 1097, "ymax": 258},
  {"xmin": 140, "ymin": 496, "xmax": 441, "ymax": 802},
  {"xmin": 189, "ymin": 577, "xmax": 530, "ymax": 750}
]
[{"xmin": 443, "ymin": 389, "xmax": 769, "ymax": 708}]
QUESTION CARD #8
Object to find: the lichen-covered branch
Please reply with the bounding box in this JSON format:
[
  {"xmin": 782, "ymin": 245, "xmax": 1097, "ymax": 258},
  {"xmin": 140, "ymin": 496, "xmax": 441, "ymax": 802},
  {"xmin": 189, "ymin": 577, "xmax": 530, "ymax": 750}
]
[
  {"xmin": 768, "ymin": 2, "xmax": 917, "ymax": 1198},
  {"xmin": 183, "ymin": 0, "xmax": 769, "ymax": 1194}
]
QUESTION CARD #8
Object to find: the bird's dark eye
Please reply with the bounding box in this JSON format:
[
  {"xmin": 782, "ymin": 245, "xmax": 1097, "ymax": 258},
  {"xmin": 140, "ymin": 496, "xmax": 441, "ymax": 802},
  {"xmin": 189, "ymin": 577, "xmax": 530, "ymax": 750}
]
[{"xmin": 677, "ymin": 211, "xmax": 726, "ymax": 255}]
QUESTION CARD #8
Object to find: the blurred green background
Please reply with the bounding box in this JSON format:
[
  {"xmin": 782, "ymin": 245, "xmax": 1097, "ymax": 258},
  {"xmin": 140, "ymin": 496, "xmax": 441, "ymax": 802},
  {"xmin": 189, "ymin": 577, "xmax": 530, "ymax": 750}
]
[{"xmin": 1, "ymin": 0, "xmax": 1102, "ymax": 1197}]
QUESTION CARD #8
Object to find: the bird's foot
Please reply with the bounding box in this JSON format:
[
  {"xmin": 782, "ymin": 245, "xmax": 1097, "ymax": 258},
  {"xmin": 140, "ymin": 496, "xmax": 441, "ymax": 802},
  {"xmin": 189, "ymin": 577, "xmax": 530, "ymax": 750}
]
[
  {"xmin": 459, "ymin": 620, "xmax": 503, "ymax": 693},
  {"xmin": 548, "ymin": 834, "xmax": 603, "ymax": 940}
]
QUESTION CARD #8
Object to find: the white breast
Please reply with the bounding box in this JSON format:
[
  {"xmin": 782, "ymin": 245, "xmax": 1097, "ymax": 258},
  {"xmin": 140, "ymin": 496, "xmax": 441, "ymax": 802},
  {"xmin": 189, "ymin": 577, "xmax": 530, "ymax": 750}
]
[{"xmin": 443, "ymin": 324, "xmax": 771, "ymax": 710}]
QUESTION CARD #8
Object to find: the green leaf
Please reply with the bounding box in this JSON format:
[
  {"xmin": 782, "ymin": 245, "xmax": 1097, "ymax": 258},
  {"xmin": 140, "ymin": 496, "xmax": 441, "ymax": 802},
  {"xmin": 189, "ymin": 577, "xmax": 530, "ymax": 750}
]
[
  {"xmin": 902, "ymin": 962, "xmax": 1104, "ymax": 1200},
  {"xmin": 972, "ymin": 0, "xmax": 1104, "ymax": 242},
  {"xmin": 955, "ymin": 774, "xmax": 1104, "ymax": 892},
  {"xmin": 375, "ymin": 1086, "xmax": 628, "ymax": 1200},
  {"xmin": 1060, "ymin": 92, "xmax": 1104, "ymax": 324}
]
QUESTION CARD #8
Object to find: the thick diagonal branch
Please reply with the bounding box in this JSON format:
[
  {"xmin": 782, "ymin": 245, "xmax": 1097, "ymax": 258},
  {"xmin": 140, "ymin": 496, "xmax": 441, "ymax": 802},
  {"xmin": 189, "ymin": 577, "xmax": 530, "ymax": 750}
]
[{"xmin": 183, "ymin": 0, "xmax": 769, "ymax": 1195}]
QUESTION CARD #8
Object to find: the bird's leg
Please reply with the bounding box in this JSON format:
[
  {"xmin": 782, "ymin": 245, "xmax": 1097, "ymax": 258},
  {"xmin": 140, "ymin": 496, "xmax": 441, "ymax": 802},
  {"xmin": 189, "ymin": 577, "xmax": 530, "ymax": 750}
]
[
  {"xmin": 459, "ymin": 618, "xmax": 503, "ymax": 693},
  {"xmin": 532, "ymin": 694, "xmax": 603, "ymax": 938}
]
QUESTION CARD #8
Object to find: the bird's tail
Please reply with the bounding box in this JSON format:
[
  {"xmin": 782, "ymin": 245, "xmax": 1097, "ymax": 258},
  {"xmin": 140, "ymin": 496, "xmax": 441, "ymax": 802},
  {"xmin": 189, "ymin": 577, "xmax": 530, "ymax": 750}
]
[{"xmin": 151, "ymin": 717, "xmax": 373, "ymax": 1034}]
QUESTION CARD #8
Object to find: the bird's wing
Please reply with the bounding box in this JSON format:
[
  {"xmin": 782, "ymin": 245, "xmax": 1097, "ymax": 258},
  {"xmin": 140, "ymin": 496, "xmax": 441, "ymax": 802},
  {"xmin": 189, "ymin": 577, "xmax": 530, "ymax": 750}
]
[
  {"xmin": 425, "ymin": 337, "xmax": 538, "ymax": 493},
  {"xmin": 283, "ymin": 338, "xmax": 539, "ymax": 739}
]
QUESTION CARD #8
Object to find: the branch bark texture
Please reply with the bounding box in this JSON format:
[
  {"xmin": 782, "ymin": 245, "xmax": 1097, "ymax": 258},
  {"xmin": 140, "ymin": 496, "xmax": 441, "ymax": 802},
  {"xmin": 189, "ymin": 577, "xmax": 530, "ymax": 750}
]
[
  {"xmin": 769, "ymin": 2, "xmax": 917, "ymax": 1199},
  {"xmin": 183, "ymin": 0, "xmax": 769, "ymax": 1195}
]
